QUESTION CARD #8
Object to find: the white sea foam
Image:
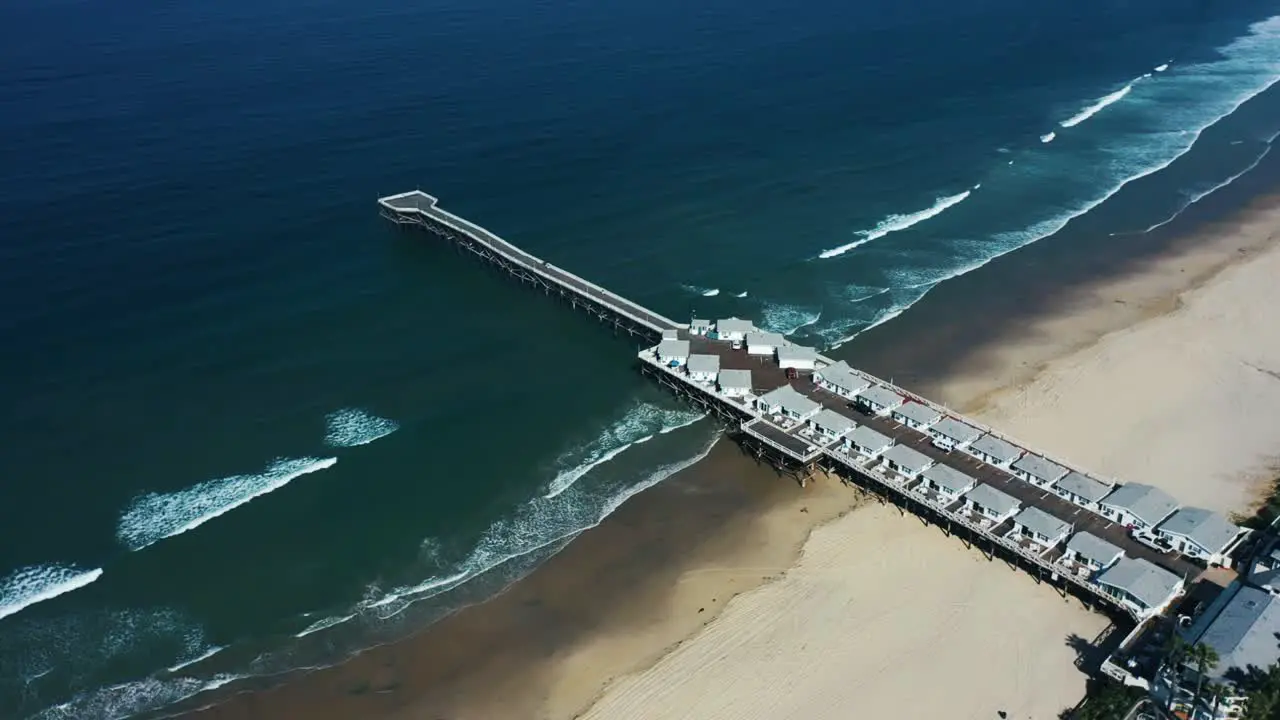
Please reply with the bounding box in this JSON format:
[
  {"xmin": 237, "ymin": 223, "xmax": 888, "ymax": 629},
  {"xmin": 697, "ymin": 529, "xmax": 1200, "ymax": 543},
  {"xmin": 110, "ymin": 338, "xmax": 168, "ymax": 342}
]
[
  {"xmin": 735, "ymin": 291, "xmax": 748, "ymax": 298},
  {"xmin": 367, "ymin": 431, "xmax": 722, "ymax": 622},
  {"xmin": 1040, "ymin": 131, "xmax": 1056, "ymax": 143},
  {"xmin": 30, "ymin": 674, "xmax": 248, "ymax": 720},
  {"xmin": 117, "ymin": 457, "xmax": 338, "ymax": 551},
  {"xmin": 818, "ymin": 190, "xmax": 971, "ymax": 258},
  {"xmin": 1143, "ymin": 142, "xmax": 1274, "ymax": 233},
  {"xmin": 166, "ymin": 644, "xmax": 224, "ymax": 672},
  {"xmin": 324, "ymin": 408, "xmax": 399, "ymax": 447},
  {"xmin": 1155, "ymin": 63, "xmax": 1170, "ymax": 72},
  {"xmin": 544, "ymin": 403, "xmax": 703, "ymax": 498},
  {"xmin": 0, "ymin": 565, "xmax": 103, "ymax": 622},
  {"xmin": 1061, "ymin": 82, "xmax": 1135, "ymax": 128},
  {"xmin": 758, "ymin": 303, "xmax": 822, "ymax": 335}
]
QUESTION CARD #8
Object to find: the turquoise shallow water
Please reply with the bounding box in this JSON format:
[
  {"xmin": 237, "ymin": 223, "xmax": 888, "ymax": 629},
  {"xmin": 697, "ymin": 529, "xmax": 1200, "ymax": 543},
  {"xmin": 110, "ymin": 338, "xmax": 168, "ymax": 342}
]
[{"xmin": 3, "ymin": 0, "xmax": 1280, "ymax": 717}]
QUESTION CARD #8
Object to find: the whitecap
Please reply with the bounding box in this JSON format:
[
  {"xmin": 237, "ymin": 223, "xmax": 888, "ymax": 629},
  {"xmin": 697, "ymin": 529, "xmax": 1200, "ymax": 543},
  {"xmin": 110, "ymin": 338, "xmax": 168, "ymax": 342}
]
[
  {"xmin": 818, "ymin": 190, "xmax": 971, "ymax": 258},
  {"xmin": 543, "ymin": 403, "xmax": 703, "ymax": 498},
  {"xmin": 324, "ymin": 409, "xmax": 399, "ymax": 448},
  {"xmin": 1143, "ymin": 143, "xmax": 1273, "ymax": 233},
  {"xmin": 117, "ymin": 457, "xmax": 338, "ymax": 551},
  {"xmin": 0, "ymin": 565, "xmax": 103, "ymax": 622},
  {"xmin": 758, "ymin": 303, "xmax": 822, "ymax": 335},
  {"xmin": 701, "ymin": 288, "xmax": 720, "ymax": 297},
  {"xmin": 1040, "ymin": 131, "xmax": 1056, "ymax": 143},
  {"xmin": 735, "ymin": 291, "xmax": 748, "ymax": 298},
  {"xmin": 1060, "ymin": 82, "xmax": 1134, "ymax": 128},
  {"xmin": 166, "ymin": 645, "xmax": 224, "ymax": 672},
  {"xmin": 1155, "ymin": 63, "xmax": 1170, "ymax": 72},
  {"xmin": 30, "ymin": 674, "xmax": 248, "ymax": 720}
]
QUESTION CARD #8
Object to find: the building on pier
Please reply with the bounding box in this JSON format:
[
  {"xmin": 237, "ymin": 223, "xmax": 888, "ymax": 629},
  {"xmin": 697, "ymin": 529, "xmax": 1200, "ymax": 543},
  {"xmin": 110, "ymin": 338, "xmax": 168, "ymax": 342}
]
[
  {"xmin": 808, "ymin": 409, "xmax": 856, "ymax": 442},
  {"xmin": 746, "ymin": 331, "xmax": 785, "ymax": 357},
  {"xmin": 1009, "ymin": 507, "xmax": 1072, "ymax": 552},
  {"xmin": 844, "ymin": 426, "xmax": 894, "ymax": 461},
  {"xmin": 717, "ymin": 369, "xmax": 753, "ymax": 398},
  {"xmin": 965, "ymin": 433, "xmax": 1024, "ymax": 468},
  {"xmin": 776, "ymin": 344, "xmax": 817, "ymax": 371},
  {"xmin": 1155, "ymin": 508, "xmax": 1247, "ymax": 566},
  {"xmin": 715, "ymin": 317, "xmax": 754, "ymax": 343},
  {"xmin": 1062, "ymin": 532, "xmax": 1124, "ymax": 576},
  {"xmin": 928, "ymin": 417, "xmax": 981, "ymax": 451},
  {"xmin": 1099, "ymin": 483, "xmax": 1179, "ymax": 533},
  {"xmin": 1053, "ymin": 471, "xmax": 1114, "ymax": 513},
  {"xmin": 1011, "ymin": 452, "xmax": 1069, "ymax": 489},
  {"xmin": 879, "ymin": 443, "xmax": 934, "ymax": 481},
  {"xmin": 921, "ymin": 464, "xmax": 977, "ymax": 503},
  {"xmin": 813, "ymin": 361, "xmax": 869, "ymax": 398},
  {"xmin": 1097, "ymin": 557, "xmax": 1184, "ymax": 617},
  {"xmin": 891, "ymin": 401, "xmax": 942, "ymax": 430},
  {"xmin": 961, "ymin": 483, "xmax": 1021, "ymax": 526},
  {"xmin": 686, "ymin": 354, "xmax": 720, "ymax": 384},
  {"xmin": 854, "ymin": 385, "xmax": 905, "ymax": 415},
  {"xmin": 756, "ymin": 385, "xmax": 820, "ymax": 423},
  {"xmin": 690, "ymin": 318, "xmax": 713, "ymax": 336},
  {"xmin": 657, "ymin": 339, "xmax": 690, "ymax": 367}
]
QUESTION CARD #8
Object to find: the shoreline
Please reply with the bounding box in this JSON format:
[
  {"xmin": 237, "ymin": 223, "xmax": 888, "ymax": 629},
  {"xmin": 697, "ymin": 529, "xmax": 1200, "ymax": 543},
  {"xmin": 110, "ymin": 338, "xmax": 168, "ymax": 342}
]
[{"xmin": 177, "ymin": 175, "xmax": 1280, "ymax": 719}]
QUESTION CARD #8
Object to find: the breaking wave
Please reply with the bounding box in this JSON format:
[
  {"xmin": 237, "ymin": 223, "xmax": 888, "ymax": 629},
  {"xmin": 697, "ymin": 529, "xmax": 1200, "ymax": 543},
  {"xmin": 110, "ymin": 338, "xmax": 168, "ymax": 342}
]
[
  {"xmin": 1040, "ymin": 131, "xmax": 1056, "ymax": 143},
  {"xmin": 818, "ymin": 190, "xmax": 972, "ymax": 258},
  {"xmin": 117, "ymin": 457, "xmax": 338, "ymax": 551},
  {"xmin": 324, "ymin": 408, "xmax": 399, "ymax": 447},
  {"xmin": 758, "ymin": 303, "xmax": 822, "ymax": 336},
  {"xmin": 1060, "ymin": 82, "xmax": 1135, "ymax": 128},
  {"xmin": 0, "ymin": 565, "xmax": 103, "ymax": 623}
]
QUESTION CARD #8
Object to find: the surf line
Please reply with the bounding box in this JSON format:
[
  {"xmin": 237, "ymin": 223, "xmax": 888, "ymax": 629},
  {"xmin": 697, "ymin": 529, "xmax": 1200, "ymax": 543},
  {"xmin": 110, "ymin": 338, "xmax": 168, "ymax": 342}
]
[{"xmin": 818, "ymin": 188, "xmax": 975, "ymax": 259}]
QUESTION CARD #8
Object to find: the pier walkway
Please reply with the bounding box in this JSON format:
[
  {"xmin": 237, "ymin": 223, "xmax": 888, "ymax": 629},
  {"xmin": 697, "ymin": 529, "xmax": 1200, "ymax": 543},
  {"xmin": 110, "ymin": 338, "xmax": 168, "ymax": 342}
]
[
  {"xmin": 379, "ymin": 191, "xmax": 679, "ymax": 340},
  {"xmin": 380, "ymin": 190, "xmax": 1238, "ymax": 621}
]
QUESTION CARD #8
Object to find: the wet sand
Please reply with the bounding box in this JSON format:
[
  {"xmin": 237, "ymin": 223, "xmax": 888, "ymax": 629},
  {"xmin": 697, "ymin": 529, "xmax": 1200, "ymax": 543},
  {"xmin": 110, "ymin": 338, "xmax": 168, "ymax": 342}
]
[{"xmin": 179, "ymin": 164, "xmax": 1280, "ymax": 720}]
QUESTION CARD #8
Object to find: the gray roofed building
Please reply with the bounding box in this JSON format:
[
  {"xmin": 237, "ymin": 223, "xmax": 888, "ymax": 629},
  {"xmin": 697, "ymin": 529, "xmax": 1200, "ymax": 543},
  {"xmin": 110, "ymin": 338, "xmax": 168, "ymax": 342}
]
[
  {"xmin": 968, "ymin": 434, "xmax": 1024, "ymax": 464},
  {"xmin": 892, "ymin": 402, "xmax": 942, "ymax": 427},
  {"xmin": 662, "ymin": 328, "xmax": 679, "ymax": 339},
  {"xmin": 1066, "ymin": 532, "xmax": 1124, "ymax": 568},
  {"xmin": 847, "ymin": 425, "xmax": 892, "ymax": 453},
  {"xmin": 930, "ymin": 417, "xmax": 981, "ymax": 445},
  {"xmin": 964, "ymin": 483, "xmax": 1020, "ymax": 517},
  {"xmin": 686, "ymin": 354, "xmax": 720, "ymax": 375},
  {"xmin": 810, "ymin": 409, "xmax": 856, "ymax": 436},
  {"xmin": 880, "ymin": 443, "xmax": 932, "ymax": 474},
  {"xmin": 776, "ymin": 344, "xmax": 817, "ymax": 365},
  {"xmin": 690, "ymin": 318, "xmax": 712, "ymax": 332},
  {"xmin": 716, "ymin": 317, "xmax": 755, "ymax": 336},
  {"xmin": 1055, "ymin": 471, "xmax": 1113, "ymax": 503},
  {"xmin": 657, "ymin": 339, "xmax": 690, "ymax": 360},
  {"xmin": 816, "ymin": 362, "xmax": 868, "ymax": 394},
  {"xmin": 717, "ymin": 368, "xmax": 752, "ymax": 392},
  {"xmin": 1191, "ymin": 584, "xmax": 1280, "ymax": 683},
  {"xmin": 1097, "ymin": 556, "xmax": 1183, "ymax": 612},
  {"xmin": 1012, "ymin": 506, "xmax": 1071, "ymax": 542},
  {"xmin": 1011, "ymin": 453, "xmax": 1069, "ymax": 485},
  {"xmin": 745, "ymin": 331, "xmax": 785, "ymax": 348},
  {"xmin": 1100, "ymin": 483, "xmax": 1179, "ymax": 527},
  {"xmin": 922, "ymin": 464, "xmax": 977, "ymax": 495},
  {"xmin": 1157, "ymin": 507, "xmax": 1241, "ymax": 555},
  {"xmin": 759, "ymin": 384, "xmax": 820, "ymax": 418},
  {"xmin": 856, "ymin": 385, "xmax": 905, "ymax": 410}
]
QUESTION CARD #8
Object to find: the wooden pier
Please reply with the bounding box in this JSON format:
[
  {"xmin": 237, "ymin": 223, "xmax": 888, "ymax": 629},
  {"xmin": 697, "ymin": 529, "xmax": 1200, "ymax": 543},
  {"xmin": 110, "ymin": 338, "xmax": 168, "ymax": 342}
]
[{"xmin": 379, "ymin": 190, "xmax": 1243, "ymax": 622}]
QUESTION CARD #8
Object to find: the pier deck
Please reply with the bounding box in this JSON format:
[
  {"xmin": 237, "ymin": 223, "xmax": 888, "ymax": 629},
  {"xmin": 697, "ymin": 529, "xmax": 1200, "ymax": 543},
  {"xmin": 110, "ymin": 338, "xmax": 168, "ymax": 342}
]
[
  {"xmin": 379, "ymin": 191, "xmax": 679, "ymax": 339},
  {"xmin": 380, "ymin": 190, "xmax": 1235, "ymax": 621}
]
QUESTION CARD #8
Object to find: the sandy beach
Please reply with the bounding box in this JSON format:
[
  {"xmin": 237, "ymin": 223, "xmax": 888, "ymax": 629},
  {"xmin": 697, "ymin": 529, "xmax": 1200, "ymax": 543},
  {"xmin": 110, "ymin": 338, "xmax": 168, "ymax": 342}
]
[{"xmin": 180, "ymin": 192, "xmax": 1280, "ymax": 720}]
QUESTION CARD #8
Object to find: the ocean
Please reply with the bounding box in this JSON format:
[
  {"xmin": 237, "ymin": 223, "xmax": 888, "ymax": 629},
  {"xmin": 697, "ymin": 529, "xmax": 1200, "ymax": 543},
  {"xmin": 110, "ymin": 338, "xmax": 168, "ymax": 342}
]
[{"xmin": 3, "ymin": 0, "xmax": 1280, "ymax": 716}]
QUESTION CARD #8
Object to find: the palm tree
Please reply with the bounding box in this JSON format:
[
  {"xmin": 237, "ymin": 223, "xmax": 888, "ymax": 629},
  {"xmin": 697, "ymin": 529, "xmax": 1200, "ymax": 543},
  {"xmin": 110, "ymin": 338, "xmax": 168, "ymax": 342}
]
[
  {"xmin": 1163, "ymin": 634, "xmax": 1191, "ymax": 712},
  {"xmin": 1188, "ymin": 643, "xmax": 1222, "ymax": 719}
]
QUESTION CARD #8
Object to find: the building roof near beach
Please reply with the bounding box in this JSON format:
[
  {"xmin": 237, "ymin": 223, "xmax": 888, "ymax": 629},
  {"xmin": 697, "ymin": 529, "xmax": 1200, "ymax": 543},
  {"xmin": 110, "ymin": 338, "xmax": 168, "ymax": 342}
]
[
  {"xmin": 718, "ymin": 368, "xmax": 752, "ymax": 391},
  {"xmin": 1097, "ymin": 557, "xmax": 1182, "ymax": 610},
  {"xmin": 892, "ymin": 402, "xmax": 941, "ymax": 426},
  {"xmin": 922, "ymin": 464, "xmax": 977, "ymax": 495},
  {"xmin": 686, "ymin": 354, "xmax": 719, "ymax": 374},
  {"xmin": 1067, "ymin": 532, "xmax": 1124, "ymax": 567},
  {"xmin": 817, "ymin": 362, "xmax": 867, "ymax": 393},
  {"xmin": 691, "ymin": 318, "xmax": 712, "ymax": 328},
  {"xmin": 1056, "ymin": 471, "xmax": 1113, "ymax": 503},
  {"xmin": 662, "ymin": 328, "xmax": 679, "ymax": 339},
  {"xmin": 881, "ymin": 443, "xmax": 932, "ymax": 472},
  {"xmin": 760, "ymin": 384, "xmax": 819, "ymax": 417},
  {"xmin": 776, "ymin": 344, "xmax": 816, "ymax": 363},
  {"xmin": 856, "ymin": 385, "xmax": 904, "ymax": 409},
  {"xmin": 1100, "ymin": 483, "xmax": 1179, "ymax": 527},
  {"xmin": 811, "ymin": 409, "xmax": 856, "ymax": 436},
  {"xmin": 930, "ymin": 417, "xmax": 981, "ymax": 444},
  {"xmin": 1013, "ymin": 506, "xmax": 1070, "ymax": 541},
  {"xmin": 658, "ymin": 339, "xmax": 690, "ymax": 359},
  {"xmin": 1195, "ymin": 585, "xmax": 1280, "ymax": 683},
  {"xmin": 716, "ymin": 317, "xmax": 754, "ymax": 335},
  {"xmin": 964, "ymin": 483, "xmax": 1019, "ymax": 517},
  {"xmin": 1158, "ymin": 507, "xmax": 1241, "ymax": 553},
  {"xmin": 1011, "ymin": 453, "xmax": 1069, "ymax": 484},
  {"xmin": 746, "ymin": 331, "xmax": 785, "ymax": 348},
  {"xmin": 847, "ymin": 425, "xmax": 892, "ymax": 453},
  {"xmin": 969, "ymin": 434, "xmax": 1023, "ymax": 463}
]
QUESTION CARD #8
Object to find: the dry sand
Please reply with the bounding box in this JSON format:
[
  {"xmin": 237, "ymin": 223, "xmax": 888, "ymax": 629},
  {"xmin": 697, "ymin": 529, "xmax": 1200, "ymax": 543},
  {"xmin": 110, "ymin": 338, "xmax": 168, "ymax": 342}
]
[{"xmin": 576, "ymin": 206, "xmax": 1280, "ymax": 720}]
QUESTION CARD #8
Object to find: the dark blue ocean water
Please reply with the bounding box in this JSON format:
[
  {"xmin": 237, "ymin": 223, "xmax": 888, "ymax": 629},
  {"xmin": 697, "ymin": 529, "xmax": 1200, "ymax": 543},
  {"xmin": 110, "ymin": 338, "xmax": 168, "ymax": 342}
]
[{"xmin": 3, "ymin": 0, "xmax": 1280, "ymax": 716}]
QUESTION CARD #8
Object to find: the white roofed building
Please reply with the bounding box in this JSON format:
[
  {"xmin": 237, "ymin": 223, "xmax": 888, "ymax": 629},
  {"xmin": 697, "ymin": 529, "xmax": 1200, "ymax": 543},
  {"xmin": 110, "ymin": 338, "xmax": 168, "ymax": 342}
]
[
  {"xmin": 1008, "ymin": 507, "xmax": 1071, "ymax": 552},
  {"xmin": 1011, "ymin": 453, "xmax": 1069, "ymax": 489},
  {"xmin": 1155, "ymin": 508, "xmax": 1245, "ymax": 566},
  {"xmin": 717, "ymin": 369, "xmax": 753, "ymax": 398},
  {"xmin": 685, "ymin": 354, "xmax": 719, "ymax": 384},
  {"xmin": 1062, "ymin": 532, "xmax": 1124, "ymax": 576},
  {"xmin": 1097, "ymin": 556, "xmax": 1184, "ymax": 619},
  {"xmin": 776, "ymin": 344, "xmax": 817, "ymax": 371},
  {"xmin": 1099, "ymin": 483, "xmax": 1179, "ymax": 533},
  {"xmin": 756, "ymin": 385, "xmax": 820, "ymax": 422},
  {"xmin": 891, "ymin": 402, "xmax": 942, "ymax": 430},
  {"xmin": 690, "ymin": 318, "xmax": 713, "ymax": 336},
  {"xmin": 813, "ymin": 361, "xmax": 870, "ymax": 398},
  {"xmin": 656, "ymin": 339, "xmax": 690, "ymax": 367},
  {"xmin": 715, "ymin": 317, "xmax": 754, "ymax": 342},
  {"xmin": 808, "ymin": 409, "xmax": 856, "ymax": 441},
  {"xmin": 965, "ymin": 434, "xmax": 1024, "ymax": 468},
  {"xmin": 928, "ymin": 417, "xmax": 981, "ymax": 450},
  {"xmin": 843, "ymin": 425, "xmax": 893, "ymax": 460},
  {"xmin": 961, "ymin": 483, "xmax": 1021, "ymax": 525},
  {"xmin": 746, "ymin": 331, "xmax": 785, "ymax": 357},
  {"xmin": 921, "ymin": 464, "xmax": 977, "ymax": 504},
  {"xmin": 1052, "ymin": 471, "xmax": 1114, "ymax": 513},
  {"xmin": 854, "ymin": 385, "xmax": 905, "ymax": 415},
  {"xmin": 879, "ymin": 443, "xmax": 933, "ymax": 482},
  {"xmin": 662, "ymin": 328, "xmax": 678, "ymax": 340}
]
